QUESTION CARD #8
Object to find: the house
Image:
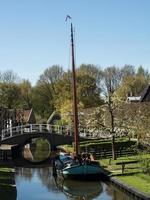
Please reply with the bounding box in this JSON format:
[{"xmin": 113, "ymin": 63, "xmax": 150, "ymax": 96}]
[
  {"xmin": 127, "ymin": 84, "xmax": 150, "ymax": 103},
  {"xmin": 127, "ymin": 96, "xmax": 141, "ymax": 103},
  {"xmin": 139, "ymin": 83, "xmax": 150, "ymax": 102},
  {"xmin": 22, "ymin": 108, "xmax": 36, "ymax": 124},
  {"xmin": 47, "ymin": 111, "xmax": 61, "ymax": 125},
  {"xmin": 0, "ymin": 108, "xmax": 36, "ymax": 133},
  {"xmin": 11, "ymin": 108, "xmax": 36, "ymax": 125}
]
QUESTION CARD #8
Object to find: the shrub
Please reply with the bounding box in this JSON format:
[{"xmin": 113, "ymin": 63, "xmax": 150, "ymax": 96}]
[{"xmin": 140, "ymin": 156, "xmax": 150, "ymax": 175}]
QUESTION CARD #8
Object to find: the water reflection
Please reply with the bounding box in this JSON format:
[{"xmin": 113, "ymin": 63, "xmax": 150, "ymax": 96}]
[
  {"xmin": 23, "ymin": 138, "xmax": 51, "ymax": 162},
  {"xmin": 15, "ymin": 167, "xmax": 136, "ymax": 200},
  {"xmin": 15, "ymin": 167, "xmax": 66, "ymax": 200},
  {"xmin": 61, "ymin": 180, "xmax": 102, "ymax": 199}
]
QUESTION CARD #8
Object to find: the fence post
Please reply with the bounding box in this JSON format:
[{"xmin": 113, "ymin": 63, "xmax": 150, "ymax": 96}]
[
  {"xmin": 21, "ymin": 125, "xmax": 23, "ymax": 134},
  {"xmin": 39, "ymin": 124, "xmax": 42, "ymax": 132},
  {"xmin": 10, "ymin": 127, "xmax": 13, "ymax": 137},
  {"xmin": 57, "ymin": 125, "xmax": 60, "ymax": 134},
  {"xmin": 49, "ymin": 125, "xmax": 52, "ymax": 133},
  {"xmin": 30, "ymin": 124, "xmax": 33, "ymax": 132},
  {"xmin": 1, "ymin": 131, "xmax": 4, "ymax": 140}
]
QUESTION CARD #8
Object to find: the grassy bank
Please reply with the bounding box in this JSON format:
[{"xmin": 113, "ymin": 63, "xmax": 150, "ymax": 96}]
[
  {"xmin": 100, "ymin": 154, "xmax": 150, "ymax": 196},
  {"xmin": 117, "ymin": 173, "xmax": 150, "ymax": 196}
]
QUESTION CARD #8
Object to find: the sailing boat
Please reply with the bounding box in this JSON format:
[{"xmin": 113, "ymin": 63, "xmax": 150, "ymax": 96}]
[{"xmin": 62, "ymin": 18, "xmax": 104, "ymax": 180}]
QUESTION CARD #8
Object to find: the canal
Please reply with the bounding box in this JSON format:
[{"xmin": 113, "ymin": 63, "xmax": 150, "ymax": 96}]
[{"xmin": 14, "ymin": 167, "xmax": 135, "ymax": 200}]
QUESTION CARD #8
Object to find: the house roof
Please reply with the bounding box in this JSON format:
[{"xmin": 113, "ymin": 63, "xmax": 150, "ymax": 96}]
[
  {"xmin": 127, "ymin": 83, "xmax": 150, "ymax": 103},
  {"xmin": 140, "ymin": 83, "xmax": 150, "ymax": 102},
  {"xmin": 47, "ymin": 111, "xmax": 61, "ymax": 124},
  {"xmin": 16, "ymin": 109, "xmax": 33, "ymax": 123},
  {"xmin": 23, "ymin": 109, "xmax": 32, "ymax": 122}
]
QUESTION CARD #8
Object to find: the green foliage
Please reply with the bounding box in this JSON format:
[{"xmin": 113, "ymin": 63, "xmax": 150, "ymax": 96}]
[
  {"xmin": 80, "ymin": 139, "xmax": 136, "ymax": 149},
  {"xmin": 116, "ymin": 66, "xmax": 149, "ymax": 100},
  {"xmin": 32, "ymin": 65, "xmax": 64, "ymax": 118},
  {"xmin": 32, "ymin": 85, "xmax": 54, "ymax": 118},
  {"xmin": 19, "ymin": 80, "xmax": 33, "ymax": 109},
  {"xmin": 32, "ymin": 139, "xmax": 51, "ymax": 162},
  {"xmin": 77, "ymin": 73, "xmax": 101, "ymax": 108},
  {"xmin": 139, "ymin": 154, "xmax": 150, "ymax": 175},
  {"xmin": 35, "ymin": 138, "xmax": 50, "ymax": 151},
  {"xmin": 136, "ymin": 65, "xmax": 149, "ymax": 79},
  {"xmin": 0, "ymin": 82, "xmax": 21, "ymax": 108}
]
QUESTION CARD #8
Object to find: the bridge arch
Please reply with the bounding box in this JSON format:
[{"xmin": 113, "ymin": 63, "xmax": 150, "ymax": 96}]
[{"xmin": 0, "ymin": 124, "xmax": 89, "ymax": 162}]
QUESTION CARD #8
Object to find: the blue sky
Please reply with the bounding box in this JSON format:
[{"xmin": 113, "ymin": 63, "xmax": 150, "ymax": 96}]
[{"xmin": 0, "ymin": 0, "xmax": 150, "ymax": 85}]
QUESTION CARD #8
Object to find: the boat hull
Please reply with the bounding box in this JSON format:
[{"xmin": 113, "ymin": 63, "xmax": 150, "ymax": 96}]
[{"xmin": 62, "ymin": 164, "xmax": 105, "ymax": 181}]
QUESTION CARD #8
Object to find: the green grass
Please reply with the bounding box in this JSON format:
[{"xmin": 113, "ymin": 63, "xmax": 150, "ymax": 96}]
[
  {"xmin": 100, "ymin": 154, "xmax": 150, "ymax": 196},
  {"xmin": 79, "ymin": 138, "xmax": 133, "ymax": 147},
  {"xmin": 117, "ymin": 173, "xmax": 150, "ymax": 195}
]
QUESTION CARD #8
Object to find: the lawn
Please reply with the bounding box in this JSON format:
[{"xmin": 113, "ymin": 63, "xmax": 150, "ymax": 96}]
[
  {"xmin": 100, "ymin": 154, "xmax": 150, "ymax": 196},
  {"xmin": 118, "ymin": 173, "xmax": 150, "ymax": 196}
]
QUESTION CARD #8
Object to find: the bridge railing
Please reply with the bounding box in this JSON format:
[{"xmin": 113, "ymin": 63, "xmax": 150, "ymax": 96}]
[
  {"xmin": 1, "ymin": 124, "xmax": 74, "ymax": 141},
  {"xmin": 1, "ymin": 124, "xmax": 112, "ymax": 141}
]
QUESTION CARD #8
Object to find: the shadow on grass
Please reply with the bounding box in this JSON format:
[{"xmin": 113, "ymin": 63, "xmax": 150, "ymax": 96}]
[{"xmin": 111, "ymin": 171, "xmax": 141, "ymax": 177}]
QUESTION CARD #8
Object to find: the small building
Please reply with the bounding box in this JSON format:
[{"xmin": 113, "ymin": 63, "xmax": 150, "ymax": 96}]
[
  {"xmin": 22, "ymin": 108, "xmax": 36, "ymax": 124},
  {"xmin": 13, "ymin": 108, "xmax": 36, "ymax": 125},
  {"xmin": 47, "ymin": 111, "xmax": 61, "ymax": 125},
  {"xmin": 127, "ymin": 83, "xmax": 150, "ymax": 103},
  {"xmin": 139, "ymin": 83, "xmax": 150, "ymax": 102}
]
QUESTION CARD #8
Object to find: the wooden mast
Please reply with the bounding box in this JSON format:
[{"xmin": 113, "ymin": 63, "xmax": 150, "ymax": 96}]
[{"xmin": 70, "ymin": 22, "xmax": 79, "ymax": 156}]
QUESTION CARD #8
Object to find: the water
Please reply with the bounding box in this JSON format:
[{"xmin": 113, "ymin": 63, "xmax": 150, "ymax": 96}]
[{"xmin": 15, "ymin": 167, "xmax": 136, "ymax": 200}]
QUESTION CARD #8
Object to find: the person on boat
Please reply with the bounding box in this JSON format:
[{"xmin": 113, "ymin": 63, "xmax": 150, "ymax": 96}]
[
  {"xmin": 82, "ymin": 153, "xmax": 86, "ymax": 164},
  {"xmin": 77, "ymin": 154, "xmax": 82, "ymax": 165},
  {"xmin": 86, "ymin": 153, "xmax": 91, "ymax": 165},
  {"xmin": 82, "ymin": 153, "xmax": 91, "ymax": 165}
]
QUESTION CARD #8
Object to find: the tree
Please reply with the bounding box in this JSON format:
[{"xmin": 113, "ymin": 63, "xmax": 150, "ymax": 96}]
[
  {"xmin": 54, "ymin": 71, "xmax": 72, "ymax": 110},
  {"xmin": 77, "ymin": 73, "xmax": 102, "ymax": 108},
  {"xmin": 77, "ymin": 64, "xmax": 103, "ymax": 108},
  {"xmin": 116, "ymin": 66, "xmax": 149, "ymax": 101},
  {"xmin": 38, "ymin": 65, "xmax": 64, "ymax": 95},
  {"xmin": 54, "ymin": 65, "xmax": 103, "ymax": 120},
  {"xmin": 19, "ymin": 80, "xmax": 33, "ymax": 109},
  {"xmin": 78, "ymin": 64, "xmax": 102, "ymax": 87},
  {"xmin": 117, "ymin": 102, "xmax": 150, "ymax": 142},
  {"xmin": 102, "ymin": 66, "xmax": 122, "ymax": 160},
  {"xmin": 136, "ymin": 65, "xmax": 149, "ymax": 79},
  {"xmin": 0, "ymin": 70, "xmax": 19, "ymax": 83},
  {"xmin": 0, "ymin": 82, "xmax": 21, "ymax": 108},
  {"xmin": 121, "ymin": 64, "xmax": 135, "ymax": 79},
  {"xmin": 33, "ymin": 65, "xmax": 64, "ymax": 118}
]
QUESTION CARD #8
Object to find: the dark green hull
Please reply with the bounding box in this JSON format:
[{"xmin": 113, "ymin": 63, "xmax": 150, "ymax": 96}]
[{"xmin": 62, "ymin": 163, "xmax": 106, "ymax": 181}]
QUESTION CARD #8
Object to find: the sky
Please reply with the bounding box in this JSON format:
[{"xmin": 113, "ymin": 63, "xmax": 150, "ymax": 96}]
[{"xmin": 0, "ymin": 0, "xmax": 150, "ymax": 85}]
